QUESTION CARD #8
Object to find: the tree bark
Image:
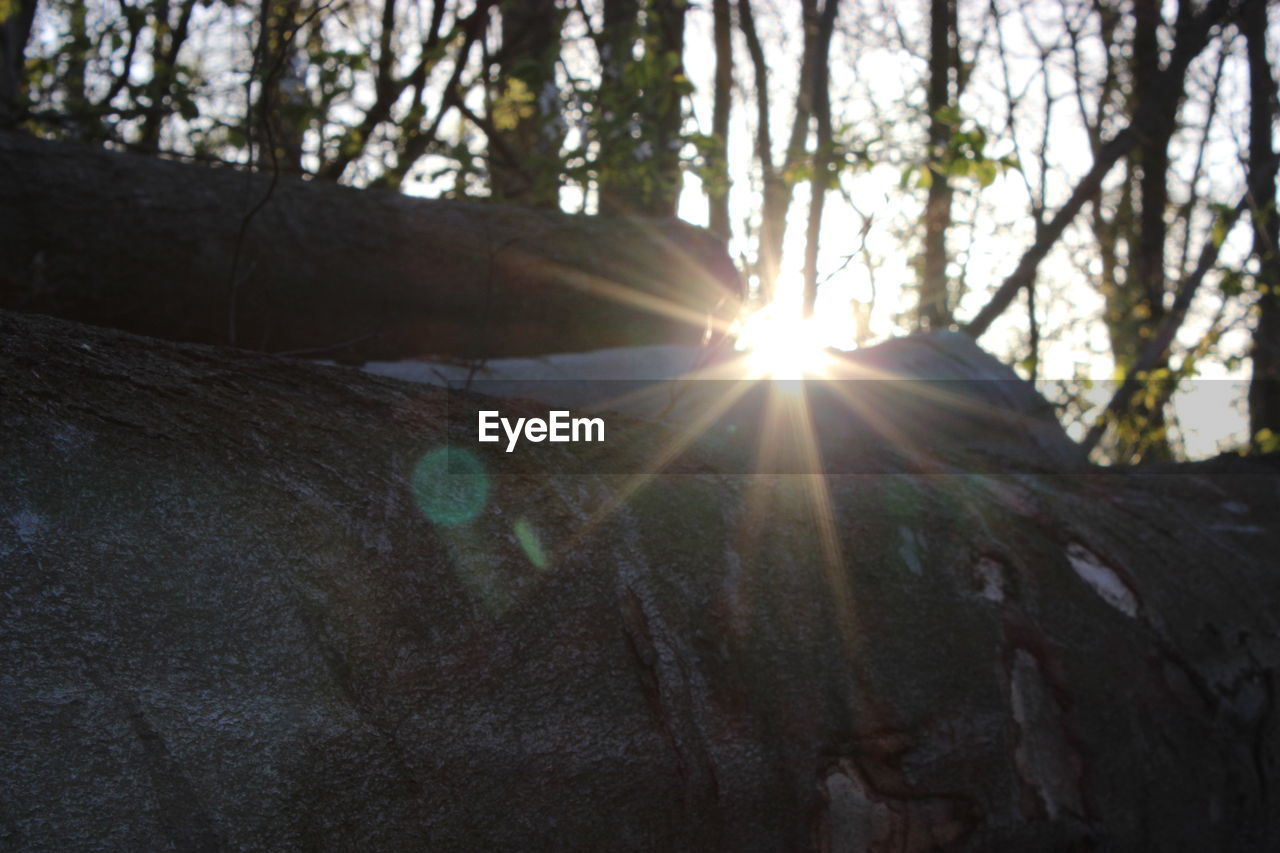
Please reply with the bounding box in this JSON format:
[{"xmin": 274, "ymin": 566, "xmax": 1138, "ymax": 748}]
[
  {"xmin": 801, "ymin": 0, "xmax": 838, "ymax": 318},
  {"xmin": 0, "ymin": 131, "xmax": 741, "ymax": 361},
  {"xmin": 135, "ymin": 0, "xmax": 199, "ymax": 153},
  {"xmin": 3, "ymin": 307, "xmax": 1280, "ymax": 849},
  {"xmin": 645, "ymin": 0, "xmax": 689, "ymax": 219},
  {"xmin": 252, "ymin": 0, "xmax": 309, "ymax": 176},
  {"xmin": 737, "ymin": 0, "xmax": 781, "ymax": 300},
  {"xmin": 744, "ymin": 0, "xmax": 819, "ymax": 302},
  {"xmin": 489, "ymin": 0, "xmax": 565, "ymax": 207},
  {"xmin": 1130, "ymin": 0, "xmax": 1171, "ymax": 338},
  {"xmin": 920, "ymin": 0, "xmax": 956, "ymax": 330},
  {"xmin": 595, "ymin": 0, "xmax": 688, "ymax": 219},
  {"xmin": 1104, "ymin": 0, "xmax": 1189, "ymax": 463},
  {"xmin": 1245, "ymin": 0, "xmax": 1280, "ymax": 445},
  {"xmin": 0, "ymin": 0, "xmax": 38, "ymax": 126},
  {"xmin": 708, "ymin": 0, "xmax": 733, "ymax": 243}
]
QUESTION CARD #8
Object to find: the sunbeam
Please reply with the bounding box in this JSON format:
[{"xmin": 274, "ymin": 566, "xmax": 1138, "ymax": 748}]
[
  {"xmin": 562, "ymin": 375, "xmax": 758, "ymax": 550},
  {"xmin": 749, "ymin": 379, "xmax": 856, "ymax": 648}
]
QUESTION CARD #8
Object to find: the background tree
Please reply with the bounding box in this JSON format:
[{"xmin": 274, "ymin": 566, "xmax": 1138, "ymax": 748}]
[
  {"xmin": 487, "ymin": 0, "xmax": 565, "ymax": 206},
  {"xmin": 706, "ymin": 0, "xmax": 732, "ymax": 242},
  {"xmin": 801, "ymin": 0, "xmax": 840, "ymax": 317},
  {"xmin": 919, "ymin": 0, "xmax": 958, "ymax": 329},
  {"xmin": 0, "ymin": 0, "xmax": 38, "ymax": 126},
  {"xmin": 1244, "ymin": 0, "xmax": 1280, "ymax": 449},
  {"xmin": 592, "ymin": 0, "xmax": 690, "ymax": 217}
]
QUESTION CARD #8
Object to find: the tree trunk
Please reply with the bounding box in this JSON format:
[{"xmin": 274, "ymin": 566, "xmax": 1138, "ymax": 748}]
[
  {"xmin": 0, "ymin": 0, "xmax": 37, "ymax": 126},
  {"xmin": 920, "ymin": 0, "xmax": 955, "ymax": 330},
  {"xmin": 0, "ymin": 132, "xmax": 741, "ymax": 361},
  {"xmin": 596, "ymin": 0, "xmax": 688, "ymax": 219},
  {"xmin": 748, "ymin": 0, "xmax": 818, "ymax": 303},
  {"xmin": 1245, "ymin": 0, "xmax": 1280, "ymax": 446},
  {"xmin": 737, "ymin": 0, "xmax": 781, "ymax": 300},
  {"xmin": 645, "ymin": 0, "xmax": 688, "ymax": 219},
  {"xmin": 4, "ymin": 307, "xmax": 1280, "ymax": 849},
  {"xmin": 253, "ymin": 0, "xmax": 309, "ymax": 176},
  {"xmin": 490, "ymin": 0, "xmax": 565, "ymax": 207},
  {"xmin": 1106, "ymin": 0, "xmax": 1180, "ymax": 463},
  {"xmin": 801, "ymin": 0, "xmax": 838, "ymax": 318},
  {"xmin": 708, "ymin": 0, "xmax": 733, "ymax": 243},
  {"xmin": 135, "ymin": 0, "xmax": 199, "ymax": 153},
  {"xmin": 1130, "ymin": 0, "xmax": 1171, "ymax": 340}
]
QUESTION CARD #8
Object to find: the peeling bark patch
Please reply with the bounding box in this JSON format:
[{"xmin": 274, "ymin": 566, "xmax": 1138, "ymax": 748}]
[
  {"xmin": 1065, "ymin": 542, "xmax": 1137, "ymax": 617},
  {"xmin": 1010, "ymin": 649, "xmax": 1084, "ymax": 820},
  {"xmin": 973, "ymin": 556, "xmax": 1007, "ymax": 603}
]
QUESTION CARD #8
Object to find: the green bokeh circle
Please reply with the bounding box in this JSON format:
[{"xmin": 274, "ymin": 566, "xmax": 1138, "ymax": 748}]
[{"xmin": 411, "ymin": 447, "xmax": 489, "ymax": 527}]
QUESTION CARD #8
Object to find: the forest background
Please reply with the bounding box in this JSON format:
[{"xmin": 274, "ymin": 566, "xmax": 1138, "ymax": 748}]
[{"xmin": 1, "ymin": 0, "xmax": 1277, "ymax": 463}]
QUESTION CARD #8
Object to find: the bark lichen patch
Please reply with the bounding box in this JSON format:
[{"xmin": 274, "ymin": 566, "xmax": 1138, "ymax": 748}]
[{"xmin": 1065, "ymin": 542, "xmax": 1138, "ymax": 618}]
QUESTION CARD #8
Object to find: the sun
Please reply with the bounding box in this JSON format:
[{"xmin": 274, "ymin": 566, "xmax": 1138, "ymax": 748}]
[{"xmin": 735, "ymin": 304, "xmax": 836, "ymax": 379}]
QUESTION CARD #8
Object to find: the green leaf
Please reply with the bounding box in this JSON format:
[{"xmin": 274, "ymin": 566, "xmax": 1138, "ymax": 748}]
[
  {"xmin": 974, "ymin": 158, "xmax": 997, "ymax": 187},
  {"xmin": 1218, "ymin": 269, "xmax": 1245, "ymax": 297},
  {"xmin": 1211, "ymin": 219, "xmax": 1228, "ymax": 249},
  {"xmin": 934, "ymin": 105, "xmax": 962, "ymax": 127},
  {"xmin": 1209, "ymin": 202, "xmax": 1234, "ymax": 249}
]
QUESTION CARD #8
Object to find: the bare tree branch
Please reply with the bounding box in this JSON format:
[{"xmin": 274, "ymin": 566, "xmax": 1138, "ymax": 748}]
[{"xmin": 963, "ymin": 0, "xmax": 1241, "ymax": 340}]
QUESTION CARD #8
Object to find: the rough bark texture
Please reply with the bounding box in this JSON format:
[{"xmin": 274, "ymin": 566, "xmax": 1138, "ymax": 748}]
[
  {"xmin": 0, "ymin": 132, "xmax": 741, "ymax": 361},
  {"xmin": 4, "ymin": 308, "xmax": 1280, "ymax": 850}
]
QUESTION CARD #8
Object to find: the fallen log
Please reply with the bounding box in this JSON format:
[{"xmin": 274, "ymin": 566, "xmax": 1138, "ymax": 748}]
[
  {"xmin": 2, "ymin": 309, "xmax": 1279, "ymax": 850},
  {"xmin": 0, "ymin": 132, "xmax": 741, "ymax": 361}
]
